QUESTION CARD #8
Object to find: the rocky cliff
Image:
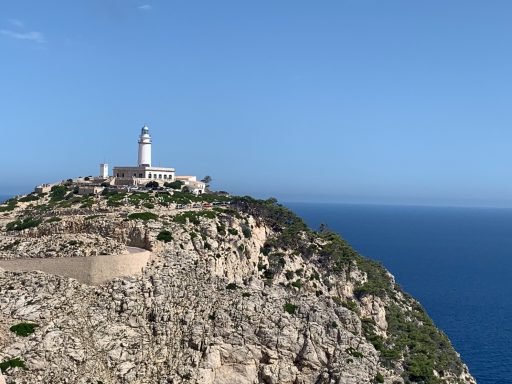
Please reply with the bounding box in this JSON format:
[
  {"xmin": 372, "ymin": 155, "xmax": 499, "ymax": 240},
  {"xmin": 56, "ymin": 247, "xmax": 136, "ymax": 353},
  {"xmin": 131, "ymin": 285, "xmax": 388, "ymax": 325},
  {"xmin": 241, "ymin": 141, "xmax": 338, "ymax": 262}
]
[{"xmin": 0, "ymin": 189, "xmax": 475, "ymax": 383}]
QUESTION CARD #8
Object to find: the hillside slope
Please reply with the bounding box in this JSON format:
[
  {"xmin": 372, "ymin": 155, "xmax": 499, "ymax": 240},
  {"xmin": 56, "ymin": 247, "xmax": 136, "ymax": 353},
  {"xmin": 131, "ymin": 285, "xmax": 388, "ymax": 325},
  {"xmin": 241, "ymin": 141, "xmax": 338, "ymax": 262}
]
[{"xmin": 0, "ymin": 189, "xmax": 475, "ymax": 383}]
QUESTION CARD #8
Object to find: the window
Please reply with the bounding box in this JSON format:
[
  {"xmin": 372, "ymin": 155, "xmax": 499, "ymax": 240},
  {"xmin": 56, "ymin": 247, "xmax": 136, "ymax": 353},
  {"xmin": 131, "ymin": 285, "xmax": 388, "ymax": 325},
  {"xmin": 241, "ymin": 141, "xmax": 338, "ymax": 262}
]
[
  {"xmin": 122, "ymin": 173, "xmax": 125, "ymax": 177},
  {"xmin": 148, "ymin": 173, "xmax": 152, "ymax": 178},
  {"xmin": 159, "ymin": 174, "xmax": 162, "ymax": 179},
  {"xmin": 116, "ymin": 173, "xmax": 119, "ymax": 177},
  {"xmin": 139, "ymin": 173, "xmax": 143, "ymax": 178}
]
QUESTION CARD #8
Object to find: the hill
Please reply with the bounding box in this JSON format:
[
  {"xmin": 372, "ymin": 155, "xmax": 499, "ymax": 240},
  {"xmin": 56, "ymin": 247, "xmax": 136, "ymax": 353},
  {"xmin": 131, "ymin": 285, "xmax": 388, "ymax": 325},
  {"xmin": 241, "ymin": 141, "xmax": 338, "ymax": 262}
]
[{"xmin": 0, "ymin": 187, "xmax": 475, "ymax": 383}]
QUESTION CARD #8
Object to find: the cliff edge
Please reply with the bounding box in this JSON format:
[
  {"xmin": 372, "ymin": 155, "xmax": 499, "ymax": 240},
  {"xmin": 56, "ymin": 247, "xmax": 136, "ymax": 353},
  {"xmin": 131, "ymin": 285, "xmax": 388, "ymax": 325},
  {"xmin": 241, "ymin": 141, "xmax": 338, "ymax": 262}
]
[{"xmin": 0, "ymin": 188, "xmax": 475, "ymax": 383}]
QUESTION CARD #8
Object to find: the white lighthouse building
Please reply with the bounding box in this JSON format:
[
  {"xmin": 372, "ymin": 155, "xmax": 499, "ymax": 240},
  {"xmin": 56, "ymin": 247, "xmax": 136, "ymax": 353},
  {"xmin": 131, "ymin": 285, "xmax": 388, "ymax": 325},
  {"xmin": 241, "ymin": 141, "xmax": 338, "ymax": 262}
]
[
  {"xmin": 138, "ymin": 125, "xmax": 152, "ymax": 167},
  {"xmin": 112, "ymin": 125, "xmax": 176, "ymax": 185}
]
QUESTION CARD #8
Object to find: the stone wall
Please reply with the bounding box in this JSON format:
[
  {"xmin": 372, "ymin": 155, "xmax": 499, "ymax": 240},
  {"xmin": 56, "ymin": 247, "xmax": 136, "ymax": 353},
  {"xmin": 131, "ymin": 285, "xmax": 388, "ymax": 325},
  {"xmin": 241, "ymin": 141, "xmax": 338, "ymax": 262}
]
[{"xmin": 0, "ymin": 247, "xmax": 151, "ymax": 285}]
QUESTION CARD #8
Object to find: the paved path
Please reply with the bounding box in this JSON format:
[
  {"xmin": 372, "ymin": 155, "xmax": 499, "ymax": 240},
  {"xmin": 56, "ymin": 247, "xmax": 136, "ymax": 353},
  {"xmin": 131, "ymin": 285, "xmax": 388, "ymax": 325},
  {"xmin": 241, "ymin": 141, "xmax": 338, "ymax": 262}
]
[{"xmin": 0, "ymin": 247, "xmax": 151, "ymax": 286}]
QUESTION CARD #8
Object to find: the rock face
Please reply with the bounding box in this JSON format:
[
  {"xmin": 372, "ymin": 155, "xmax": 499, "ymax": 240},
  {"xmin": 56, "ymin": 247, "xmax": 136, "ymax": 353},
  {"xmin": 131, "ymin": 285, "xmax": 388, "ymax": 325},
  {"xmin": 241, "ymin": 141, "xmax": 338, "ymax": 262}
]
[{"xmin": 0, "ymin": 191, "xmax": 476, "ymax": 383}]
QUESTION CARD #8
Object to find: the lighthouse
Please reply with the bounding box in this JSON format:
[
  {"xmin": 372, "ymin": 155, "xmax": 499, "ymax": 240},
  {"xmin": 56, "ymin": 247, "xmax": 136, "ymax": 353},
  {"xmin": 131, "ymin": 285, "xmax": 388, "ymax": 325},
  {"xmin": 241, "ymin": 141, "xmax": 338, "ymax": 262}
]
[{"xmin": 138, "ymin": 125, "xmax": 152, "ymax": 167}]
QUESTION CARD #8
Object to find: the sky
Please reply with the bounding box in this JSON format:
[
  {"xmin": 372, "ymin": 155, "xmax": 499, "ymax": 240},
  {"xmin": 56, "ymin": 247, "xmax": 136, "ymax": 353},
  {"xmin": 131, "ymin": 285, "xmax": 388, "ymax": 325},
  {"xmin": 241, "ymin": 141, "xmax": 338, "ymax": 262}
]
[{"xmin": 2, "ymin": 1, "xmax": 512, "ymax": 207}]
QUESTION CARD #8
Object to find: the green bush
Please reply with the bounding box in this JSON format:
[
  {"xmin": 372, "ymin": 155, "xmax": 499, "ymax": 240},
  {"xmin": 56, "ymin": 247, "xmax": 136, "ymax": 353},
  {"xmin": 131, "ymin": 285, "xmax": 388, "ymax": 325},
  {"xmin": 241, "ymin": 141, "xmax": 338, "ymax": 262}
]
[
  {"xmin": 164, "ymin": 180, "xmax": 184, "ymax": 189},
  {"xmin": 242, "ymin": 226, "xmax": 252, "ymax": 239},
  {"xmin": 341, "ymin": 300, "xmax": 359, "ymax": 314},
  {"xmin": 283, "ymin": 302, "xmax": 298, "ymax": 315},
  {"xmin": 18, "ymin": 194, "xmax": 40, "ymax": 202},
  {"xmin": 228, "ymin": 228, "xmax": 238, "ymax": 236},
  {"xmin": 50, "ymin": 185, "xmax": 67, "ymax": 201},
  {"xmin": 0, "ymin": 199, "xmax": 17, "ymax": 212},
  {"xmin": 346, "ymin": 347, "xmax": 364, "ymax": 358},
  {"xmin": 10, "ymin": 323, "xmax": 38, "ymax": 337},
  {"xmin": 46, "ymin": 217, "xmax": 62, "ymax": 223},
  {"xmin": 0, "ymin": 357, "xmax": 26, "ymax": 373},
  {"xmin": 6, "ymin": 217, "xmax": 43, "ymax": 231},
  {"xmin": 375, "ymin": 372, "xmax": 384, "ymax": 383},
  {"xmin": 128, "ymin": 212, "xmax": 158, "ymax": 221},
  {"xmin": 157, "ymin": 230, "xmax": 172, "ymax": 243},
  {"xmin": 291, "ymin": 279, "xmax": 302, "ymax": 289},
  {"xmin": 242, "ymin": 292, "xmax": 251, "ymax": 298},
  {"xmin": 226, "ymin": 283, "xmax": 238, "ymax": 290},
  {"xmin": 173, "ymin": 210, "xmax": 216, "ymax": 225}
]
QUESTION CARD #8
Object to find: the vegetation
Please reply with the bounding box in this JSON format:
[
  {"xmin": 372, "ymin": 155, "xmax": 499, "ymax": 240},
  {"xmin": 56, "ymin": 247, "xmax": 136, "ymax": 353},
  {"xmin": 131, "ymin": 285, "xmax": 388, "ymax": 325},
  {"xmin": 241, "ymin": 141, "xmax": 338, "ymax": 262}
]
[
  {"xmin": 341, "ymin": 299, "xmax": 359, "ymax": 314},
  {"xmin": 10, "ymin": 323, "xmax": 38, "ymax": 337},
  {"xmin": 228, "ymin": 228, "xmax": 238, "ymax": 236},
  {"xmin": 384, "ymin": 303, "xmax": 462, "ymax": 382},
  {"xmin": 145, "ymin": 181, "xmax": 159, "ymax": 189},
  {"xmin": 0, "ymin": 198, "xmax": 17, "ymax": 212},
  {"xmin": 375, "ymin": 372, "xmax": 385, "ymax": 383},
  {"xmin": 157, "ymin": 230, "xmax": 173, "ymax": 243},
  {"xmin": 283, "ymin": 302, "xmax": 298, "ymax": 315},
  {"xmin": 173, "ymin": 210, "xmax": 216, "ymax": 225},
  {"xmin": 50, "ymin": 185, "xmax": 67, "ymax": 201},
  {"xmin": 46, "ymin": 217, "xmax": 62, "ymax": 223},
  {"xmin": 226, "ymin": 283, "xmax": 238, "ymax": 290},
  {"xmin": 18, "ymin": 194, "xmax": 40, "ymax": 202},
  {"xmin": 1, "ymin": 240, "xmax": 20, "ymax": 251},
  {"xmin": 0, "ymin": 357, "xmax": 26, "ymax": 373},
  {"xmin": 242, "ymin": 226, "xmax": 252, "ymax": 239},
  {"xmin": 346, "ymin": 347, "xmax": 364, "ymax": 359},
  {"xmin": 164, "ymin": 180, "xmax": 184, "ymax": 189},
  {"xmin": 6, "ymin": 217, "xmax": 43, "ymax": 231},
  {"xmin": 127, "ymin": 212, "xmax": 158, "ymax": 221}
]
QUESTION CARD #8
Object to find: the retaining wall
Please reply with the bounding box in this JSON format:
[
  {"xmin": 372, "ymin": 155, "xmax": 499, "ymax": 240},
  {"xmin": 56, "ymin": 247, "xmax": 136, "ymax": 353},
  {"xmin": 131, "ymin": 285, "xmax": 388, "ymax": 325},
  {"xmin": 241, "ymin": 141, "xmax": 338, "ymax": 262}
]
[{"xmin": 0, "ymin": 247, "xmax": 151, "ymax": 285}]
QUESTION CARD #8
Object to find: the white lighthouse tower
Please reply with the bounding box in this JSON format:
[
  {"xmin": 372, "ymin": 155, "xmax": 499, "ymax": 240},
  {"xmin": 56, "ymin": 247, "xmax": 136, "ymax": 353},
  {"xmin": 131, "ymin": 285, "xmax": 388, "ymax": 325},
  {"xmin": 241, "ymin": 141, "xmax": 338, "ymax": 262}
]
[{"xmin": 138, "ymin": 125, "xmax": 152, "ymax": 167}]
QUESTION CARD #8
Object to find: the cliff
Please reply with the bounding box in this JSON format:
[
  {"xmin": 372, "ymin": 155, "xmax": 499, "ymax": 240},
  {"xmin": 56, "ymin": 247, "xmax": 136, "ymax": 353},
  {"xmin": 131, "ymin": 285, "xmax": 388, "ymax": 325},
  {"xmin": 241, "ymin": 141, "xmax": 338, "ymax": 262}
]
[{"xmin": 0, "ymin": 189, "xmax": 475, "ymax": 383}]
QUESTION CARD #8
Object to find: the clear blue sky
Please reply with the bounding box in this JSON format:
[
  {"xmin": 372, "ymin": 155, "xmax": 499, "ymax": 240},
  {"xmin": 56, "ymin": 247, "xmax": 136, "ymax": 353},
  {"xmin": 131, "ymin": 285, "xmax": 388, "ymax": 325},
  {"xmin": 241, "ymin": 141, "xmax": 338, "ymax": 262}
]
[{"xmin": 2, "ymin": 1, "xmax": 512, "ymax": 207}]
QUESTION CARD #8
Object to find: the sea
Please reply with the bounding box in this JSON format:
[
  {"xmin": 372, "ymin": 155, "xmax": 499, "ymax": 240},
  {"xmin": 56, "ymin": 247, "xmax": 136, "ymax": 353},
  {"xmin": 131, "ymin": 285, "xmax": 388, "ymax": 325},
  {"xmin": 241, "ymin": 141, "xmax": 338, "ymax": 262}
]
[{"xmin": 286, "ymin": 202, "xmax": 512, "ymax": 384}]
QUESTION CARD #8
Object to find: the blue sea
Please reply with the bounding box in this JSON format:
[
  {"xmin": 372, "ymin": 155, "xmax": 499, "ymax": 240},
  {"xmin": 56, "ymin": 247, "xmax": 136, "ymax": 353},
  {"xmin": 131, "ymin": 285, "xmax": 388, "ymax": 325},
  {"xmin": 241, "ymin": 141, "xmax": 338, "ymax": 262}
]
[{"xmin": 286, "ymin": 202, "xmax": 512, "ymax": 384}]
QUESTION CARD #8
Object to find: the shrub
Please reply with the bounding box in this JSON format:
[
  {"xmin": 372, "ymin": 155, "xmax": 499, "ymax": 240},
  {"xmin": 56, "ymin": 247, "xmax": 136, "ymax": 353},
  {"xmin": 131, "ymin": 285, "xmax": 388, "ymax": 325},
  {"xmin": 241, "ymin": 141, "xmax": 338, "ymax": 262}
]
[
  {"xmin": 228, "ymin": 228, "xmax": 238, "ymax": 236},
  {"xmin": 10, "ymin": 323, "xmax": 38, "ymax": 337},
  {"xmin": 18, "ymin": 194, "xmax": 40, "ymax": 202},
  {"xmin": 242, "ymin": 226, "xmax": 252, "ymax": 239},
  {"xmin": 50, "ymin": 185, "xmax": 67, "ymax": 201},
  {"xmin": 6, "ymin": 217, "xmax": 43, "ymax": 231},
  {"xmin": 291, "ymin": 279, "xmax": 302, "ymax": 289},
  {"xmin": 157, "ymin": 230, "xmax": 172, "ymax": 243},
  {"xmin": 128, "ymin": 212, "xmax": 158, "ymax": 221},
  {"xmin": 341, "ymin": 300, "xmax": 359, "ymax": 314},
  {"xmin": 217, "ymin": 224, "xmax": 226, "ymax": 236},
  {"xmin": 375, "ymin": 372, "xmax": 384, "ymax": 383},
  {"xmin": 143, "ymin": 202, "xmax": 155, "ymax": 209},
  {"xmin": 0, "ymin": 199, "xmax": 17, "ymax": 212},
  {"xmin": 226, "ymin": 283, "xmax": 238, "ymax": 290},
  {"xmin": 46, "ymin": 217, "xmax": 62, "ymax": 223},
  {"xmin": 0, "ymin": 357, "xmax": 26, "ymax": 373},
  {"xmin": 164, "ymin": 180, "xmax": 184, "ymax": 189},
  {"xmin": 242, "ymin": 292, "xmax": 251, "ymax": 298},
  {"xmin": 284, "ymin": 270, "xmax": 294, "ymax": 280},
  {"xmin": 283, "ymin": 302, "xmax": 298, "ymax": 315},
  {"xmin": 85, "ymin": 214, "xmax": 103, "ymax": 220},
  {"xmin": 346, "ymin": 347, "xmax": 364, "ymax": 359},
  {"xmin": 145, "ymin": 181, "xmax": 159, "ymax": 189},
  {"xmin": 174, "ymin": 211, "xmax": 216, "ymax": 225}
]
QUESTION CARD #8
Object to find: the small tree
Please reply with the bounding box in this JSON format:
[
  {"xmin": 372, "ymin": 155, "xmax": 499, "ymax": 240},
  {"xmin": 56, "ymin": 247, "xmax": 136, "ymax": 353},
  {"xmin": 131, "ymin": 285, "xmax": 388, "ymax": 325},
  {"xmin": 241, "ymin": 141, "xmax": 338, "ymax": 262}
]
[
  {"xmin": 145, "ymin": 181, "xmax": 159, "ymax": 189},
  {"xmin": 201, "ymin": 175, "xmax": 212, "ymax": 190}
]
